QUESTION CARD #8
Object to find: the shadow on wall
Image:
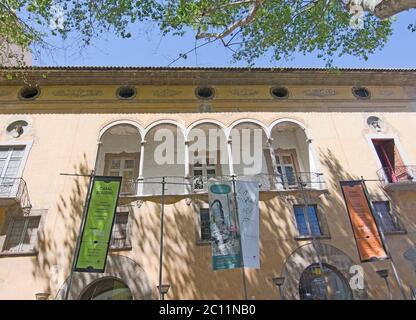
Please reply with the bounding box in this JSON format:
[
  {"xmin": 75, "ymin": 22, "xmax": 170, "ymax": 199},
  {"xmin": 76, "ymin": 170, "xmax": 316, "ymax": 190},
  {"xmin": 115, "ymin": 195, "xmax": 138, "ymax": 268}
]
[
  {"xmin": 29, "ymin": 148, "xmax": 410, "ymax": 300},
  {"xmin": 32, "ymin": 153, "xmax": 91, "ymax": 298}
]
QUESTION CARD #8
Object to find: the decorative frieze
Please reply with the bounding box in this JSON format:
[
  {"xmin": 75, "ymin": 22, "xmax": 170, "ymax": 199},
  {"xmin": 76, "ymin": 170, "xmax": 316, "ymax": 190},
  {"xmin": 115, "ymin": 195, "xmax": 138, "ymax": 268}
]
[
  {"xmin": 379, "ymin": 89, "xmax": 394, "ymax": 97},
  {"xmin": 199, "ymin": 104, "xmax": 213, "ymax": 112},
  {"xmin": 303, "ymin": 88, "xmax": 338, "ymax": 97},
  {"xmin": 153, "ymin": 88, "xmax": 182, "ymax": 97},
  {"xmin": 229, "ymin": 88, "xmax": 259, "ymax": 97},
  {"xmin": 51, "ymin": 88, "xmax": 103, "ymax": 97},
  {"xmin": 0, "ymin": 90, "xmax": 11, "ymax": 97}
]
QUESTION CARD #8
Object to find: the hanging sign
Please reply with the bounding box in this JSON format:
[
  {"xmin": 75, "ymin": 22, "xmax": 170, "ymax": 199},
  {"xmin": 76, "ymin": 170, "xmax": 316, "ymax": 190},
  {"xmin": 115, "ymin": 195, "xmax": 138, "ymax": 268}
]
[
  {"xmin": 75, "ymin": 176, "xmax": 122, "ymax": 273},
  {"xmin": 236, "ymin": 180, "xmax": 260, "ymax": 269},
  {"xmin": 340, "ymin": 180, "xmax": 388, "ymax": 262},
  {"xmin": 208, "ymin": 180, "xmax": 242, "ymax": 271}
]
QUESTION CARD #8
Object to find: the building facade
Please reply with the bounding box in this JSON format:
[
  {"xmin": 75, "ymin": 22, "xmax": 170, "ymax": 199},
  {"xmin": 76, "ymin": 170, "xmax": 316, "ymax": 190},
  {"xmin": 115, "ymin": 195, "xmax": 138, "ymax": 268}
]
[{"xmin": 0, "ymin": 67, "xmax": 415, "ymax": 300}]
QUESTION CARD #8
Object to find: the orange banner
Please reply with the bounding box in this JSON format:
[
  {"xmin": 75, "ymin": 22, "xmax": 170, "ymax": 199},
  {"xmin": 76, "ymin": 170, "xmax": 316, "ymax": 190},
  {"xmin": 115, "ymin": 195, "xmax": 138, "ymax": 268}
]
[{"xmin": 340, "ymin": 181, "xmax": 388, "ymax": 262}]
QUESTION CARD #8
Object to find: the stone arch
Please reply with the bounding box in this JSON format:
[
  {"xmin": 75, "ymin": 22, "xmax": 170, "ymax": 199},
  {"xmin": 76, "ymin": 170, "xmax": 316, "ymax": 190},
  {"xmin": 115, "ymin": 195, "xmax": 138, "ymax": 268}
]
[
  {"xmin": 269, "ymin": 118, "xmax": 322, "ymax": 177},
  {"xmin": 186, "ymin": 119, "xmax": 227, "ymax": 138},
  {"xmin": 227, "ymin": 118, "xmax": 269, "ymax": 139},
  {"xmin": 280, "ymin": 243, "xmax": 368, "ymax": 300},
  {"xmin": 55, "ymin": 254, "xmax": 154, "ymax": 300},
  {"xmin": 98, "ymin": 119, "xmax": 144, "ymax": 141},
  {"xmin": 143, "ymin": 119, "xmax": 186, "ymax": 140}
]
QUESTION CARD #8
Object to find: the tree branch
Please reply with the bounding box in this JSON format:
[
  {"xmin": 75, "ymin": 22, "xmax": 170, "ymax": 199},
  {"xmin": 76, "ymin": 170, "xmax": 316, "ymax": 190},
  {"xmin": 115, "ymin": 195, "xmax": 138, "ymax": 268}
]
[{"xmin": 196, "ymin": 0, "xmax": 264, "ymax": 40}]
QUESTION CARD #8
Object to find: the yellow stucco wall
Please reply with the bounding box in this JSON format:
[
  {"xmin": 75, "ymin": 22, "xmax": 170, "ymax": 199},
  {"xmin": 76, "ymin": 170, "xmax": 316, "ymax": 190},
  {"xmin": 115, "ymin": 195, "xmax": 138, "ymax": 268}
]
[{"xmin": 0, "ymin": 72, "xmax": 415, "ymax": 300}]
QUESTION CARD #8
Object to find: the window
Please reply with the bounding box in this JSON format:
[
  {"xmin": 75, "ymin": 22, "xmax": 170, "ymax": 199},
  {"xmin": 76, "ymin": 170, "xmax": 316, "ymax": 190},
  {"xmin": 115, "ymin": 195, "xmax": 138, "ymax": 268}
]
[
  {"xmin": 276, "ymin": 152, "xmax": 298, "ymax": 187},
  {"xmin": 0, "ymin": 146, "xmax": 25, "ymax": 195},
  {"xmin": 192, "ymin": 158, "xmax": 217, "ymax": 191},
  {"xmin": 199, "ymin": 208, "xmax": 211, "ymax": 242},
  {"xmin": 294, "ymin": 205, "xmax": 322, "ymax": 237},
  {"xmin": 271, "ymin": 86, "xmax": 289, "ymax": 99},
  {"xmin": 372, "ymin": 201, "xmax": 404, "ymax": 234},
  {"xmin": 372, "ymin": 139, "xmax": 410, "ymax": 183},
  {"xmin": 110, "ymin": 212, "xmax": 129, "ymax": 249},
  {"xmin": 19, "ymin": 86, "xmax": 40, "ymax": 100},
  {"xmin": 196, "ymin": 86, "xmax": 215, "ymax": 99},
  {"xmin": 116, "ymin": 86, "xmax": 137, "ymax": 100},
  {"xmin": 352, "ymin": 87, "xmax": 370, "ymax": 99},
  {"xmin": 2, "ymin": 216, "xmax": 40, "ymax": 254},
  {"xmin": 104, "ymin": 153, "xmax": 138, "ymax": 194}
]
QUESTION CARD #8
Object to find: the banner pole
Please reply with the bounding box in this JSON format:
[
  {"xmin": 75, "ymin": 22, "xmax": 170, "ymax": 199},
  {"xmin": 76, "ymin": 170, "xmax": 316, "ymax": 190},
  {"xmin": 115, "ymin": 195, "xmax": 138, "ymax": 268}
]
[
  {"xmin": 64, "ymin": 171, "xmax": 95, "ymax": 300},
  {"xmin": 158, "ymin": 176, "xmax": 166, "ymax": 300},
  {"xmin": 298, "ymin": 175, "xmax": 328, "ymax": 300},
  {"xmin": 361, "ymin": 177, "xmax": 407, "ymax": 300},
  {"xmin": 231, "ymin": 175, "xmax": 248, "ymax": 300}
]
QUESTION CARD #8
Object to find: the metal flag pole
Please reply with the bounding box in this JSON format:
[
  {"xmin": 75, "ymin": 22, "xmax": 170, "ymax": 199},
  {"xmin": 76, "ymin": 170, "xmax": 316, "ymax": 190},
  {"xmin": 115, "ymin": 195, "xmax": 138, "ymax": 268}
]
[
  {"xmin": 158, "ymin": 176, "xmax": 166, "ymax": 300},
  {"xmin": 360, "ymin": 177, "xmax": 407, "ymax": 300},
  {"xmin": 231, "ymin": 174, "xmax": 248, "ymax": 300},
  {"xmin": 298, "ymin": 175, "xmax": 328, "ymax": 300},
  {"xmin": 62, "ymin": 171, "xmax": 95, "ymax": 300}
]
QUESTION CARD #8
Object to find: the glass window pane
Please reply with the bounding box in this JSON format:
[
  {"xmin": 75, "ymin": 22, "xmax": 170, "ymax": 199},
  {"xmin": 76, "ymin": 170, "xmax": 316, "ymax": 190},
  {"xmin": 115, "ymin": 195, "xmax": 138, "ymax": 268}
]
[
  {"xmin": 282, "ymin": 156, "xmax": 293, "ymax": 165},
  {"xmin": 110, "ymin": 160, "xmax": 121, "ymax": 170},
  {"xmin": 0, "ymin": 160, "xmax": 5, "ymax": 175},
  {"xmin": 111, "ymin": 213, "xmax": 128, "ymax": 247},
  {"xmin": 373, "ymin": 201, "xmax": 396, "ymax": 233},
  {"xmin": 22, "ymin": 217, "xmax": 40, "ymax": 249},
  {"xmin": 207, "ymin": 169, "xmax": 216, "ymax": 178},
  {"xmin": 124, "ymin": 159, "xmax": 134, "ymax": 169},
  {"xmin": 285, "ymin": 166, "xmax": 296, "ymax": 186},
  {"xmin": 294, "ymin": 205, "xmax": 321, "ymax": 236},
  {"xmin": 308, "ymin": 206, "xmax": 321, "ymax": 236},
  {"xmin": 3, "ymin": 219, "xmax": 25, "ymax": 252},
  {"xmin": 4, "ymin": 158, "xmax": 22, "ymax": 177},
  {"xmin": 0, "ymin": 148, "xmax": 10, "ymax": 159},
  {"xmin": 193, "ymin": 169, "xmax": 203, "ymax": 176},
  {"xmin": 11, "ymin": 147, "xmax": 25, "ymax": 158},
  {"xmin": 200, "ymin": 209, "xmax": 211, "ymax": 241},
  {"xmin": 294, "ymin": 206, "xmax": 309, "ymax": 236}
]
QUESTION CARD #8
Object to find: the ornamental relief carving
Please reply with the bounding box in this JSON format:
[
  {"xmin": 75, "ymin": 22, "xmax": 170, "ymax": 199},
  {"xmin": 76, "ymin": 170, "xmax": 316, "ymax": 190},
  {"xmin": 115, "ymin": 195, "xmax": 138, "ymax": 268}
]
[
  {"xmin": 378, "ymin": 89, "xmax": 394, "ymax": 97},
  {"xmin": 303, "ymin": 88, "xmax": 338, "ymax": 97},
  {"xmin": 153, "ymin": 88, "xmax": 182, "ymax": 97},
  {"xmin": 51, "ymin": 88, "xmax": 103, "ymax": 97},
  {"xmin": 229, "ymin": 88, "xmax": 259, "ymax": 97},
  {"xmin": 0, "ymin": 90, "xmax": 11, "ymax": 97}
]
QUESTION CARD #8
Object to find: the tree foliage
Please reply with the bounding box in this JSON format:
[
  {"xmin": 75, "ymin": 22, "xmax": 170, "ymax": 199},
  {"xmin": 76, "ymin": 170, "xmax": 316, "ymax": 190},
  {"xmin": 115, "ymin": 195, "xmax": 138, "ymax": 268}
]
[{"xmin": 0, "ymin": 0, "xmax": 411, "ymax": 67}]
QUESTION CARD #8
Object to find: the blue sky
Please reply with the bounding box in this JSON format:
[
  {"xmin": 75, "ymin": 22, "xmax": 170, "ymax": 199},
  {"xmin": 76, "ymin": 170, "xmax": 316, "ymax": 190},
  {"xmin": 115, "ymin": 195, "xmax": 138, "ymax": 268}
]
[{"xmin": 34, "ymin": 10, "xmax": 416, "ymax": 68}]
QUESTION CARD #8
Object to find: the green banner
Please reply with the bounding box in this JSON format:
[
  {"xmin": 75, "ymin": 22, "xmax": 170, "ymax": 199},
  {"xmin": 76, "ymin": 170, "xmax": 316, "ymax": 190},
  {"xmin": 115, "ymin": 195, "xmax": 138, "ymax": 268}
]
[{"xmin": 75, "ymin": 176, "xmax": 122, "ymax": 273}]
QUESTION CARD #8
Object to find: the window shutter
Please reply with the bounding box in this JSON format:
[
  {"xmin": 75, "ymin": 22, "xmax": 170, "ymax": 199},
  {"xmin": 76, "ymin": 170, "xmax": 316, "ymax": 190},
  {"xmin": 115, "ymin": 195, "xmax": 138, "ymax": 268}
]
[{"xmin": 21, "ymin": 217, "xmax": 41, "ymax": 252}]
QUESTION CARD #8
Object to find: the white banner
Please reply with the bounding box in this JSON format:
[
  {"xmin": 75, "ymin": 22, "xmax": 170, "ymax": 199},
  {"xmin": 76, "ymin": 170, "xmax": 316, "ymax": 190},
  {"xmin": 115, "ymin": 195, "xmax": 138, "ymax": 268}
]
[{"xmin": 236, "ymin": 180, "xmax": 260, "ymax": 269}]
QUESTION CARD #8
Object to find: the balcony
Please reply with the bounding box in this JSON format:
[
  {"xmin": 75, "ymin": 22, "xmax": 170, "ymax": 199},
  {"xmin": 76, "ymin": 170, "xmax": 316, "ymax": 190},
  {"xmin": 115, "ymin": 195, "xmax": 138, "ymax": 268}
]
[
  {"xmin": 377, "ymin": 166, "xmax": 416, "ymax": 191},
  {"xmin": 123, "ymin": 172, "xmax": 327, "ymax": 196},
  {"xmin": 0, "ymin": 177, "xmax": 32, "ymax": 214}
]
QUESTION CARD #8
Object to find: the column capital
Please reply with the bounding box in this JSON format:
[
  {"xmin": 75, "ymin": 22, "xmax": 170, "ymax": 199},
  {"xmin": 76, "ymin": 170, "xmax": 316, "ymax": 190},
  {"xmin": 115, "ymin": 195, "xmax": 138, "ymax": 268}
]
[{"xmin": 140, "ymin": 140, "xmax": 147, "ymax": 146}]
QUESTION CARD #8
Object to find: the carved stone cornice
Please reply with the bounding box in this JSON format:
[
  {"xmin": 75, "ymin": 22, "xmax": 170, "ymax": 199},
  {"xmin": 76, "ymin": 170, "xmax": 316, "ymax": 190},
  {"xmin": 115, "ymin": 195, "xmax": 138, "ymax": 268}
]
[{"xmin": 1, "ymin": 68, "xmax": 415, "ymax": 86}]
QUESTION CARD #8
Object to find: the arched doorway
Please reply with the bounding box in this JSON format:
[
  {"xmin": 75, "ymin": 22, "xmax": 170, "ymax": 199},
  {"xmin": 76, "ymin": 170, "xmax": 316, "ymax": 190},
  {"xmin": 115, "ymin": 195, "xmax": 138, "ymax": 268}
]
[
  {"xmin": 280, "ymin": 243, "xmax": 367, "ymax": 300},
  {"xmin": 80, "ymin": 277, "xmax": 133, "ymax": 300},
  {"xmin": 299, "ymin": 263, "xmax": 353, "ymax": 300}
]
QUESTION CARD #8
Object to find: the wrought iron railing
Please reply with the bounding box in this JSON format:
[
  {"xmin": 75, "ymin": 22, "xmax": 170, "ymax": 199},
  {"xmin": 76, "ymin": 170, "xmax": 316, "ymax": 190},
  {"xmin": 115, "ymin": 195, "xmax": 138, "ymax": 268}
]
[
  {"xmin": 0, "ymin": 177, "xmax": 32, "ymax": 214},
  {"xmin": 376, "ymin": 166, "xmax": 416, "ymax": 185},
  {"xmin": 118, "ymin": 172, "xmax": 326, "ymax": 196}
]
